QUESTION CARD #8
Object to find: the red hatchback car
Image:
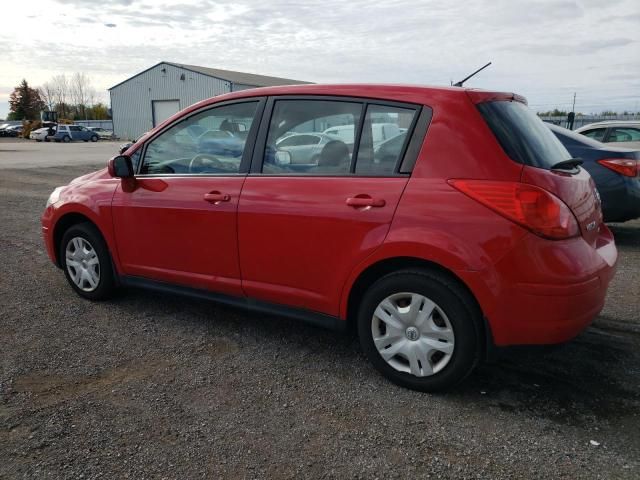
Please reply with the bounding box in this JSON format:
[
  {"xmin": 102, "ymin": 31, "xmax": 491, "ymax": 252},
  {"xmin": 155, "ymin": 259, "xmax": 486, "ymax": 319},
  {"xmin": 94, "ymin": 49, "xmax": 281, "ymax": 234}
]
[{"xmin": 42, "ymin": 85, "xmax": 617, "ymax": 391}]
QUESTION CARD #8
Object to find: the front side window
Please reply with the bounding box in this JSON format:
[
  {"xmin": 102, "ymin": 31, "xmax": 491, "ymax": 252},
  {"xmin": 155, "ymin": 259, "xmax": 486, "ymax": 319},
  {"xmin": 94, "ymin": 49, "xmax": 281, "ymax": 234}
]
[
  {"xmin": 581, "ymin": 128, "xmax": 607, "ymax": 142},
  {"xmin": 140, "ymin": 102, "xmax": 258, "ymax": 175},
  {"xmin": 356, "ymin": 104, "xmax": 416, "ymax": 175},
  {"xmin": 263, "ymin": 100, "xmax": 362, "ymax": 175}
]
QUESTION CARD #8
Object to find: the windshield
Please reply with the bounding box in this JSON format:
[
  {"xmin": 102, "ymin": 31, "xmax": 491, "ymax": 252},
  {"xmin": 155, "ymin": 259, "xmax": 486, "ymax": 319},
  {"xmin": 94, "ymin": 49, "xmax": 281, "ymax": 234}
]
[{"xmin": 478, "ymin": 101, "xmax": 572, "ymax": 169}]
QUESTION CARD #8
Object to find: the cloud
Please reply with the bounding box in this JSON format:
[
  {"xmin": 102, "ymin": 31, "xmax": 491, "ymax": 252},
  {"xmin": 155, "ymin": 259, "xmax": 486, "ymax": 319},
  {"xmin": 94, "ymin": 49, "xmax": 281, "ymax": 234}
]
[
  {"xmin": 1, "ymin": 0, "xmax": 638, "ymax": 114},
  {"xmin": 513, "ymin": 38, "xmax": 635, "ymax": 56}
]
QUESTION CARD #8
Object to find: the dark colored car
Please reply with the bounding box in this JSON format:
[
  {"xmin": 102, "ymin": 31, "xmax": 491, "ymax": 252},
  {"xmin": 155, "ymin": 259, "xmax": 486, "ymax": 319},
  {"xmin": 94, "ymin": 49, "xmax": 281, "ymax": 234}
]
[
  {"xmin": 42, "ymin": 85, "xmax": 617, "ymax": 392},
  {"xmin": 0, "ymin": 125, "xmax": 23, "ymax": 137},
  {"xmin": 52, "ymin": 125, "xmax": 99, "ymax": 142},
  {"xmin": 548, "ymin": 123, "xmax": 640, "ymax": 222}
]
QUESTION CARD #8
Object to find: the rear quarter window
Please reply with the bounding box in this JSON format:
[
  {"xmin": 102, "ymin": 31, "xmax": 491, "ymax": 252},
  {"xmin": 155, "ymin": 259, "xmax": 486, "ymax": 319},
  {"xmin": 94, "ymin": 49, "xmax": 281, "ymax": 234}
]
[{"xmin": 478, "ymin": 101, "xmax": 572, "ymax": 169}]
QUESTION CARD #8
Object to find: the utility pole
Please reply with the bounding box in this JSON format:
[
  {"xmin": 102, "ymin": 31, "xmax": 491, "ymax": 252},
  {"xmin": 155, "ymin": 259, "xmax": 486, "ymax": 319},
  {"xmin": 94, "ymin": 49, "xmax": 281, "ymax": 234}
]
[{"xmin": 572, "ymin": 92, "xmax": 576, "ymax": 113}]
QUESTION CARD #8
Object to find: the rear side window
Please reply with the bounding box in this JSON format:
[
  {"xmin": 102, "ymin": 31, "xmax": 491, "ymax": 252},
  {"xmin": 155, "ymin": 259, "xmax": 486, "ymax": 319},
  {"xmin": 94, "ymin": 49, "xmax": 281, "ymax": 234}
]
[
  {"xmin": 581, "ymin": 128, "xmax": 607, "ymax": 142},
  {"xmin": 609, "ymin": 127, "xmax": 640, "ymax": 142},
  {"xmin": 478, "ymin": 101, "xmax": 572, "ymax": 169},
  {"xmin": 356, "ymin": 104, "xmax": 416, "ymax": 175}
]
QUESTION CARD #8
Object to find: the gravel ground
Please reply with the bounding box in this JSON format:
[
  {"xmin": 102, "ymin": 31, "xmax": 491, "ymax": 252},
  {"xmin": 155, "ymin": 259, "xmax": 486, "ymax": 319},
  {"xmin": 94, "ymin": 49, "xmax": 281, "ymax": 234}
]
[{"xmin": 1, "ymin": 162, "xmax": 639, "ymax": 479}]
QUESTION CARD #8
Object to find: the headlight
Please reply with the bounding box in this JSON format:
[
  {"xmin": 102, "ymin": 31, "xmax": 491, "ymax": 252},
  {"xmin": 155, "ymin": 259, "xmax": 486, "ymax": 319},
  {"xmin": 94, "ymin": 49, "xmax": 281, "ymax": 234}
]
[{"xmin": 46, "ymin": 187, "xmax": 64, "ymax": 207}]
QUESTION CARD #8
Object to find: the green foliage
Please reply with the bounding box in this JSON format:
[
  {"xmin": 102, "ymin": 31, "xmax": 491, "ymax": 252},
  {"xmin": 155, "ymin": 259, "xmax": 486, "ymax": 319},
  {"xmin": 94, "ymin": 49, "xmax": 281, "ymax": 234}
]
[
  {"xmin": 88, "ymin": 103, "xmax": 110, "ymax": 120},
  {"xmin": 8, "ymin": 79, "xmax": 45, "ymax": 121}
]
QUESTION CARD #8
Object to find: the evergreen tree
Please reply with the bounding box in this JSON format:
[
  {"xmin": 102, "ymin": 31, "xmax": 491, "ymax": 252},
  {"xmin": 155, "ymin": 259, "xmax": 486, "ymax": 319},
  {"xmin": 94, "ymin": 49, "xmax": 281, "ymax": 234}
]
[{"xmin": 8, "ymin": 79, "xmax": 45, "ymax": 121}]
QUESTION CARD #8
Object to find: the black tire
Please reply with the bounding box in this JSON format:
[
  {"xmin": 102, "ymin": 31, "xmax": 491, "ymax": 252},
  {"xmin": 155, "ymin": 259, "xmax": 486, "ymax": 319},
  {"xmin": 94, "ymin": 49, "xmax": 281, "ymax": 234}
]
[
  {"xmin": 357, "ymin": 269, "xmax": 482, "ymax": 392},
  {"xmin": 90, "ymin": 135, "xmax": 98, "ymax": 142},
  {"xmin": 62, "ymin": 135, "xmax": 71, "ymax": 143},
  {"xmin": 60, "ymin": 223, "xmax": 115, "ymax": 300}
]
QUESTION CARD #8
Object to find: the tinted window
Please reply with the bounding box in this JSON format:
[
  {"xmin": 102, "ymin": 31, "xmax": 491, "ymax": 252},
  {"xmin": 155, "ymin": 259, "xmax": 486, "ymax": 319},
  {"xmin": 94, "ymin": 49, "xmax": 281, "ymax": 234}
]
[
  {"xmin": 263, "ymin": 100, "xmax": 362, "ymax": 175},
  {"xmin": 356, "ymin": 104, "xmax": 415, "ymax": 175},
  {"xmin": 609, "ymin": 127, "xmax": 640, "ymax": 142},
  {"xmin": 581, "ymin": 128, "xmax": 607, "ymax": 142},
  {"xmin": 69, "ymin": 126, "xmax": 81, "ymax": 131},
  {"xmin": 478, "ymin": 101, "xmax": 572, "ymax": 169},
  {"xmin": 141, "ymin": 102, "xmax": 258, "ymax": 175}
]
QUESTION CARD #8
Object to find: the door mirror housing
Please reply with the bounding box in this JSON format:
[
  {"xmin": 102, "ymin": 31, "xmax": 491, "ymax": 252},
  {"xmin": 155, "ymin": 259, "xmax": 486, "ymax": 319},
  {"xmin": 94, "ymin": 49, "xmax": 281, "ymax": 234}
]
[{"xmin": 108, "ymin": 155, "xmax": 134, "ymax": 178}]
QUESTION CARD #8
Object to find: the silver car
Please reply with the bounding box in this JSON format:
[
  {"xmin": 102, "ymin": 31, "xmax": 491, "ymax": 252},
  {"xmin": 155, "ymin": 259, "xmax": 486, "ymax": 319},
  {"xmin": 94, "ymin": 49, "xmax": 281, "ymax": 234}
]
[
  {"xmin": 575, "ymin": 121, "xmax": 640, "ymax": 149},
  {"xmin": 275, "ymin": 132, "xmax": 335, "ymax": 165}
]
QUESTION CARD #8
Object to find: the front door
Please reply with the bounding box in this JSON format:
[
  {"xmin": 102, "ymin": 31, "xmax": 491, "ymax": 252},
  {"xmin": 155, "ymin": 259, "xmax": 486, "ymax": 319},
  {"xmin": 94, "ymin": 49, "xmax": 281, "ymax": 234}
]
[
  {"xmin": 238, "ymin": 98, "xmax": 420, "ymax": 315},
  {"xmin": 112, "ymin": 99, "xmax": 264, "ymax": 296}
]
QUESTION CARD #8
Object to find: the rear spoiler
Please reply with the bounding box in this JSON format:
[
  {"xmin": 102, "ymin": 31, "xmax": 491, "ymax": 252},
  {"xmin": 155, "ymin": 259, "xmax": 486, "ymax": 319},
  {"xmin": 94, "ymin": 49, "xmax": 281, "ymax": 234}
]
[{"xmin": 466, "ymin": 90, "xmax": 528, "ymax": 105}]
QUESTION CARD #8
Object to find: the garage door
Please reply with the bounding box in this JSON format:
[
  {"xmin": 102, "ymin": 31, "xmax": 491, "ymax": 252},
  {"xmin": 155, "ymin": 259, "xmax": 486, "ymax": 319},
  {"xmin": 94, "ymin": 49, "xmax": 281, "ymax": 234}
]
[{"xmin": 152, "ymin": 100, "xmax": 180, "ymax": 127}]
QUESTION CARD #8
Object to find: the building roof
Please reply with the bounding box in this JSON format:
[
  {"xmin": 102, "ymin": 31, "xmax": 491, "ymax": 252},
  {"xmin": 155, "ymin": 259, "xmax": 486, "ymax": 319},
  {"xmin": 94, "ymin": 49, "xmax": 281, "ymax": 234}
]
[
  {"xmin": 166, "ymin": 62, "xmax": 310, "ymax": 87},
  {"xmin": 109, "ymin": 61, "xmax": 310, "ymax": 90}
]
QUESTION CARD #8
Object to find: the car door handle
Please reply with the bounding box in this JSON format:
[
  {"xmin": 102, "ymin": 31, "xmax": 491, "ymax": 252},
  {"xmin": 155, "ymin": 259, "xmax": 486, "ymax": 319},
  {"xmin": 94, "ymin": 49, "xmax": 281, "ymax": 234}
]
[
  {"xmin": 204, "ymin": 192, "xmax": 231, "ymax": 203},
  {"xmin": 346, "ymin": 196, "xmax": 386, "ymax": 208}
]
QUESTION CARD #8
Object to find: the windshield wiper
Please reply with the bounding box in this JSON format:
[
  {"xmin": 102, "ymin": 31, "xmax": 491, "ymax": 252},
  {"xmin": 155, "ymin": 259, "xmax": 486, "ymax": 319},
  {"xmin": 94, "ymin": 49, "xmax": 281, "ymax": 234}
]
[{"xmin": 551, "ymin": 158, "xmax": 583, "ymax": 171}]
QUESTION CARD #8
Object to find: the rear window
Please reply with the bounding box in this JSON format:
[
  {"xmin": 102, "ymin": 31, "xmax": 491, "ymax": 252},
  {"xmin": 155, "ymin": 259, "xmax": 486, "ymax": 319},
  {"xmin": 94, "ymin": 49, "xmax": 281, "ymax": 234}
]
[{"xmin": 478, "ymin": 101, "xmax": 572, "ymax": 169}]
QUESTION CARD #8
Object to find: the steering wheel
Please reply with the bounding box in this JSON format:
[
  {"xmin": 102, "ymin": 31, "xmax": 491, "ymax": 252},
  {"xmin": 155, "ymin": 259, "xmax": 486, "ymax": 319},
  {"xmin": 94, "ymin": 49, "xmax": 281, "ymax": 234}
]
[{"xmin": 189, "ymin": 154, "xmax": 221, "ymax": 173}]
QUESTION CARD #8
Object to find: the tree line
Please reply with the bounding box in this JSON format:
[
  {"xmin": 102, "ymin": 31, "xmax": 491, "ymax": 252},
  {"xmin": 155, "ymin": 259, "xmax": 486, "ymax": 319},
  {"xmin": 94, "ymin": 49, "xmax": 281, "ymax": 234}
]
[
  {"xmin": 7, "ymin": 73, "xmax": 110, "ymax": 122},
  {"xmin": 537, "ymin": 108, "xmax": 640, "ymax": 116}
]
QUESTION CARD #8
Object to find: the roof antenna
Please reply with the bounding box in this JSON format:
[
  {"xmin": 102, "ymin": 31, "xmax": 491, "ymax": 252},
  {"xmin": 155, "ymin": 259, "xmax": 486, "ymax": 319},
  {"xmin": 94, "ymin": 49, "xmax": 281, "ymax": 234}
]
[{"xmin": 453, "ymin": 62, "xmax": 492, "ymax": 87}]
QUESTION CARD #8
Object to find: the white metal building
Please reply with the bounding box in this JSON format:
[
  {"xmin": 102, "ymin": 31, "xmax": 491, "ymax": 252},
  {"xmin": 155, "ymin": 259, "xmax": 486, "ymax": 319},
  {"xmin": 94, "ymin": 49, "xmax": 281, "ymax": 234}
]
[{"xmin": 109, "ymin": 61, "xmax": 309, "ymax": 140}]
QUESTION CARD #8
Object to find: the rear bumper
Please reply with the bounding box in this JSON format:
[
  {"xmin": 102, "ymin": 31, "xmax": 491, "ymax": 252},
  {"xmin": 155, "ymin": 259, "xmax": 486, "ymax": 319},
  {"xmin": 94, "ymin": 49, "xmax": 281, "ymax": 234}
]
[{"xmin": 459, "ymin": 226, "xmax": 617, "ymax": 346}]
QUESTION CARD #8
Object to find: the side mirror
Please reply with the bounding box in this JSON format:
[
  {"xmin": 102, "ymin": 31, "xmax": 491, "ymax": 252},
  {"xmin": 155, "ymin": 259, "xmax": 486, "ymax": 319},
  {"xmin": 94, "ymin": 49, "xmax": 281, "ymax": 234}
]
[
  {"xmin": 275, "ymin": 150, "xmax": 291, "ymax": 165},
  {"xmin": 108, "ymin": 155, "xmax": 134, "ymax": 178}
]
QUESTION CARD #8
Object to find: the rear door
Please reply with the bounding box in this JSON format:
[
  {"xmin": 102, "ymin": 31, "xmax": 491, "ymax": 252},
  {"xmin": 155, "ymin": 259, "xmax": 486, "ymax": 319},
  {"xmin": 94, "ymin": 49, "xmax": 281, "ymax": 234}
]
[
  {"xmin": 111, "ymin": 99, "xmax": 264, "ymax": 295},
  {"xmin": 237, "ymin": 97, "xmax": 424, "ymax": 315}
]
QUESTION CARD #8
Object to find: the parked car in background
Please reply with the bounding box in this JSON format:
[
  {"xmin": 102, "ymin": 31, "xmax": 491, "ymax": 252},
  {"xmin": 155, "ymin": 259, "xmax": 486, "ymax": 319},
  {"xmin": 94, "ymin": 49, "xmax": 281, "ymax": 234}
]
[
  {"xmin": 52, "ymin": 125, "xmax": 99, "ymax": 143},
  {"xmin": 0, "ymin": 125, "xmax": 23, "ymax": 137},
  {"xmin": 88, "ymin": 127, "xmax": 114, "ymax": 139},
  {"xmin": 575, "ymin": 121, "xmax": 640, "ymax": 149},
  {"xmin": 275, "ymin": 132, "xmax": 335, "ymax": 165},
  {"xmin": 323, "ymin": 122, "xmax": 401, "ymax": 148},
  {"xmin": 30, "ymin": 127, "xmax": 51, "ymax": 142},
  {"xmin": 548, "ymin": 123, "xmax": 640, "ymax": 222},
  {"xmin": 42, "ymin": 84, "xmax": 617, "ymax": 392}
]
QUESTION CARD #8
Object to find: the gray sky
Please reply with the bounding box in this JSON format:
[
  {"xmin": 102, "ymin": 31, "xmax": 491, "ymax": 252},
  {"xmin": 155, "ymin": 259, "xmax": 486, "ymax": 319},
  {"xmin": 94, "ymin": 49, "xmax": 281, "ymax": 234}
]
[{"xmin": 2, "ymin": 0, "xmax": 639, "ymax": 119}]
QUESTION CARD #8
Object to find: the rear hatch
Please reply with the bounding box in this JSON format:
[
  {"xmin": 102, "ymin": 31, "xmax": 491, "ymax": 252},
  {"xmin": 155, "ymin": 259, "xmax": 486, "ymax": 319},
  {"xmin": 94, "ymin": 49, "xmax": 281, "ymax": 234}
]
[{"xmin": 475, "ymin": 98, "xmax": 602, "ymax": 245}]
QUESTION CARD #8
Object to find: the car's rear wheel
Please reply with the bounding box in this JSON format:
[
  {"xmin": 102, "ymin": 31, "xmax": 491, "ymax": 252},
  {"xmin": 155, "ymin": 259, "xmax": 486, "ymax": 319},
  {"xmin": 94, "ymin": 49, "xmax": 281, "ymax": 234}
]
[
  {"xmin": 357, "ymin": 269, "xmax": 482, "ymax": 392},
  {"xmin": 62, "ymin": 135, "xmax": 71, "ymax": 143},
  {"xmin": 60, "ymin": 223, "xmax": 115, "ymax": 300},
  {"xmin": 90, "ymin": 135, "xmax": 98, "ymax": 142}
]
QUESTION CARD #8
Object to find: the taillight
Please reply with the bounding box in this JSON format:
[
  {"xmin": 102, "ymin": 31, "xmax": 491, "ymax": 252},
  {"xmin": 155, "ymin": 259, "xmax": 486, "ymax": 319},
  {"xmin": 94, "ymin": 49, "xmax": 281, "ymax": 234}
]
[
  {"xmin": 448, "ymin": 180, "xmax": 580, "ymax": 239},
  {"xmin": 597, "ymin": 158, "xmax": 639, "ymax": 177}
]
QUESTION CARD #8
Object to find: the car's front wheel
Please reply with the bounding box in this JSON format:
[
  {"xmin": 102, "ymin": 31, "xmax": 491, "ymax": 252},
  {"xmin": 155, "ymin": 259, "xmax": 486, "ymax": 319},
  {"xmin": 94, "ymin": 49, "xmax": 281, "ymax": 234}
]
[
  {"xmin": 357, "ymin": 269, "xmax": 482, "ymax": 392},
  {"xmin": 90, "ymin": 135, "xmax": 98, "ymax": 142},
  {"xmin": 60, "ymin": 223, "xmax": 115, "ymax": 300}
]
